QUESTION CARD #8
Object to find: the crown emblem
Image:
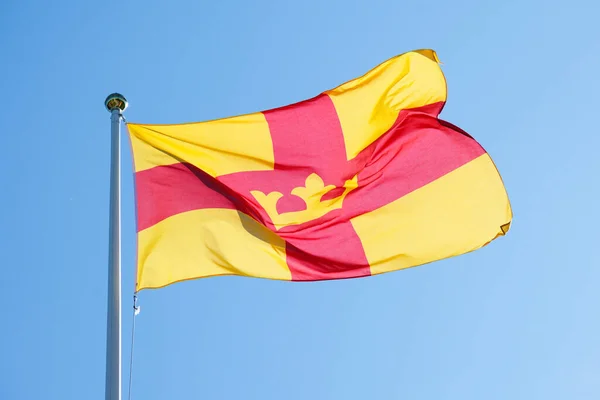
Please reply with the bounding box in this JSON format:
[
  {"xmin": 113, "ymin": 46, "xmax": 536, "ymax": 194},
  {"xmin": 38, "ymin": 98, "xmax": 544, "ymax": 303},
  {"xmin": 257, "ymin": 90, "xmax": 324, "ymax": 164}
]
[{"xmin": 250, "ymin": 173, "xmax": 358, "ymax": 230}]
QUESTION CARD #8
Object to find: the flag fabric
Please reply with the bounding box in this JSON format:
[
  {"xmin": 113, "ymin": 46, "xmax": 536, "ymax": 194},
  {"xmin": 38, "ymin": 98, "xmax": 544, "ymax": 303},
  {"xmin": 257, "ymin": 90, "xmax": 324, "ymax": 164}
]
[{"xmin": 127, "ymin": 49, "xmax": 512, "ymax": 292}]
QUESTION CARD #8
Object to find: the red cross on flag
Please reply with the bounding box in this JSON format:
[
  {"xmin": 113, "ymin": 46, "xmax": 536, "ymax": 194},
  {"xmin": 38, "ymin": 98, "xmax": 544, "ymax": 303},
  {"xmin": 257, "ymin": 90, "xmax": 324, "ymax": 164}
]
[{"xmin": 127, "ymin": 49, "xmax": 512, "ymax": 292}]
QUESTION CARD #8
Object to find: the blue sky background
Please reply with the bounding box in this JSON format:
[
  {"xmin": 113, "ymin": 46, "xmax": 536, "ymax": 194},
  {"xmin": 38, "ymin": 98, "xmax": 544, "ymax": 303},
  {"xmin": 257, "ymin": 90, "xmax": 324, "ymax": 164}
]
[{"xmin": 1, "ymin": 0, "xmax": 599, "ymax": 399}]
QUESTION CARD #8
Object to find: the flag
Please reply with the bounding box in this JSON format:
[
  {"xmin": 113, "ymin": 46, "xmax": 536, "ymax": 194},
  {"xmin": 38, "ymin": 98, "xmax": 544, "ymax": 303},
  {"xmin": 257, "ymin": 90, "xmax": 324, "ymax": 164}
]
[{"xmin": 126, "ymin": 49, "xmax": 512, "ymax": 292}]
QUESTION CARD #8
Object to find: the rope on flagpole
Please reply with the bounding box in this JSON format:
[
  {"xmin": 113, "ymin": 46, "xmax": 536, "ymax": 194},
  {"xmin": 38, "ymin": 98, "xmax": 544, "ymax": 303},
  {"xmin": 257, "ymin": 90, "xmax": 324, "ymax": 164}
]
[{"xmin": 127, "ymin": 295, "xmax": 140, "ymax": 400}]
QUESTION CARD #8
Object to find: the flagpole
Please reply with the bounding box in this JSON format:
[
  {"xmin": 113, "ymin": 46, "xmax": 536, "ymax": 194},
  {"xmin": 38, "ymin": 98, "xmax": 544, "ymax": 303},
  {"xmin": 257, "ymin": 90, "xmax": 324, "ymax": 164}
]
[{"xmin": 104, "ymin": 93, "xmax": 128, "ymax": 400}]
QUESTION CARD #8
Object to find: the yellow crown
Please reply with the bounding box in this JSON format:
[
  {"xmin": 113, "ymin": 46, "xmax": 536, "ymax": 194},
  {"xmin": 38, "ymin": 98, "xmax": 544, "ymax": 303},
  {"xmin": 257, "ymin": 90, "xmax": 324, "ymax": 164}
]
[{"xmin": 250, "ymin": 173, "xmax": 358, "ymax": 230}]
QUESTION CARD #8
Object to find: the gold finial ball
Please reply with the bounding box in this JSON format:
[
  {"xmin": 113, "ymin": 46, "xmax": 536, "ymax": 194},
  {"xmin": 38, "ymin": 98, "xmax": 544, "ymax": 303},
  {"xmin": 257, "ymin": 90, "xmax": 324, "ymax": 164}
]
[{"xmin": 105, "ymin": 93, "xmax": 128, "ymax": 112}]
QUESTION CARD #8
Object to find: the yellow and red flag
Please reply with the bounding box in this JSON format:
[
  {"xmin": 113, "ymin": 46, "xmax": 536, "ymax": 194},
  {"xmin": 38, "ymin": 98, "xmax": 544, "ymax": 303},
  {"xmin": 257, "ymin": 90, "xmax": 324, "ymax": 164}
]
[{"xmin": 127, "ymin": 49, "xmax": 512, "ymax": 292}]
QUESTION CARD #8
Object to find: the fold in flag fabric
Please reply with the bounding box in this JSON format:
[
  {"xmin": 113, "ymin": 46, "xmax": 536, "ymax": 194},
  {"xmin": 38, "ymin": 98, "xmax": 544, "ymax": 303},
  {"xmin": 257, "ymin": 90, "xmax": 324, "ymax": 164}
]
[{"xmin": 127, "ymin": 49, "xmax": 512, "ymax": 292}]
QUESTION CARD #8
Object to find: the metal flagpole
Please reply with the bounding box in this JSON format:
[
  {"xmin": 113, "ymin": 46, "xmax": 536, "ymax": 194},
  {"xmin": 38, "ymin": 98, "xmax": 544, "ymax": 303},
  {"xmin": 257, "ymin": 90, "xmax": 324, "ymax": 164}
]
[{"xmin": 104, "ymin": 93, "xmax": 128, "ymax": 400}]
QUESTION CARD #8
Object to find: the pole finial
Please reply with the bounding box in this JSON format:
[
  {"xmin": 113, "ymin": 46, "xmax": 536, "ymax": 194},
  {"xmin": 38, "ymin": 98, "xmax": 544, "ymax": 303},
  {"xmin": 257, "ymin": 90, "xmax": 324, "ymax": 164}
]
[{"xmin": 105, "ymin": 93, "xmax": 128, "ymax": 113}]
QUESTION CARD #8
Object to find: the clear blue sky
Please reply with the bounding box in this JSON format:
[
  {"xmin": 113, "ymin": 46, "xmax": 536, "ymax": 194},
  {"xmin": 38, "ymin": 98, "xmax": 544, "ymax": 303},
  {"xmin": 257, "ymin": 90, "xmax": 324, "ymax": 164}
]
[{"xmin": 1, "ymin": 0, "xmax": 599, "ymax": 399}]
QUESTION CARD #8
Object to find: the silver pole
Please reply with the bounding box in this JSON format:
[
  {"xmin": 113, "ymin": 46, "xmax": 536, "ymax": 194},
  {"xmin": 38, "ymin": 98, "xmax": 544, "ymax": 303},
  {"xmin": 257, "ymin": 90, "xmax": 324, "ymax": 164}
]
[{"xmin": 104, "ymin": 93, "xmax": 128, "ymax": 400}]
